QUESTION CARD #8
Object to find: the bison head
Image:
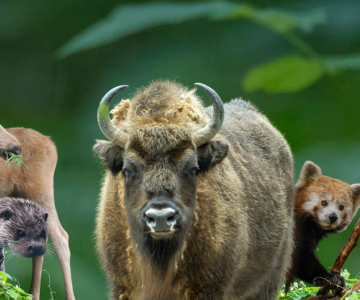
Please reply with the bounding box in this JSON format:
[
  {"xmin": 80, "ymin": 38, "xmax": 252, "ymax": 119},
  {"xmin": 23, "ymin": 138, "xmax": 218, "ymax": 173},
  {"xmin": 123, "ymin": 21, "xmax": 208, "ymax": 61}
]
[{"xmin": 94, "ymin": 81, "xmax": 228, "ymax": 268}]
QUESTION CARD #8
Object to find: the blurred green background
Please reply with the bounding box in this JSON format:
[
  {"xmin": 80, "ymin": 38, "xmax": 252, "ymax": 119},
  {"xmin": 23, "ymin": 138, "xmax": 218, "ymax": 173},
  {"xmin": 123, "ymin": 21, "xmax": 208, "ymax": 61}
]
[{"xmin": 1, "ymin": 0, "xmax": 360, "ymax": 299}]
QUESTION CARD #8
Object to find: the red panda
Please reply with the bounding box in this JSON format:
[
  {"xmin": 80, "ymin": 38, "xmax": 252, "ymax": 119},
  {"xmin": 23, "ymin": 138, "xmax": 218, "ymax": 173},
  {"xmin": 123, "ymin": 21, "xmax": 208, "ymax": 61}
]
[{"xmin": 286, "ymin": 161, "xmax": 360, "ymax": 295}]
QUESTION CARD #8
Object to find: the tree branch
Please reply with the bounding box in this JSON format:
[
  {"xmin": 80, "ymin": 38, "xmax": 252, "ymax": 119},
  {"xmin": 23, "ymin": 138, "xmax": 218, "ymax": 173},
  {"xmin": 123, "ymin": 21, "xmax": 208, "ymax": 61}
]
[{"xmin": 316, "ymin": 218, "xmax": 360, "ymax": 296}]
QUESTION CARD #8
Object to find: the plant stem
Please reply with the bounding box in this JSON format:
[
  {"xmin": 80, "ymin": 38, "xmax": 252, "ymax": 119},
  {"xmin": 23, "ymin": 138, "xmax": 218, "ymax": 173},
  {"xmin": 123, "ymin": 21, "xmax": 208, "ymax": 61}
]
[{"xmin": 283, "ymin": 32, "xmax": 318, "ymax": 58}]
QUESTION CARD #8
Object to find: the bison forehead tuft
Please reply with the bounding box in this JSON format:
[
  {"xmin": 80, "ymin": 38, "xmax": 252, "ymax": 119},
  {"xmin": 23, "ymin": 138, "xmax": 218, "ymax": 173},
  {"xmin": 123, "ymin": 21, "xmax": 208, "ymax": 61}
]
[
  {"xmin": 111, "ymin": 81, "xmax": 208, "ymax": 132},
  {"xmin": 133, "ymin": 125, "xmax": 194, "ymax": 156},
  {"xmin": 130, "ymin": 81, "xmax": 201, "ymax": 118}
]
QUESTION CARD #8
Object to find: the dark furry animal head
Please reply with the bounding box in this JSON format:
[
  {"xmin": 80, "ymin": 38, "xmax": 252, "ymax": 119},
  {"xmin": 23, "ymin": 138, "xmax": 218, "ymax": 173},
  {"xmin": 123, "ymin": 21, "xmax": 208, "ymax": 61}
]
[{"xmin": 0, "ymin": 197, "xmax": 48, "ymax": 258}]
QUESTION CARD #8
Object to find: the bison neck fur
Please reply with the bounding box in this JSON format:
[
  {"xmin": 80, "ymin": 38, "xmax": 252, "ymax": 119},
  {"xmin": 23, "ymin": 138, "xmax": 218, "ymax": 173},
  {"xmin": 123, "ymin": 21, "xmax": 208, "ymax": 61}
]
[
  {"xmin": 140, "ymin": 248, "xmax": 178, "ymax": 300},
  {"xmin": 133, "ymin": 223, "xmax": 187, "ymax": 300}
]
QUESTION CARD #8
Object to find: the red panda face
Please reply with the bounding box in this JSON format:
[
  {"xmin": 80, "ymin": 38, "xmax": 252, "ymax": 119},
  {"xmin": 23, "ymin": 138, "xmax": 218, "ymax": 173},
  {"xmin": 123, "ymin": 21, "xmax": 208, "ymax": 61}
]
[
  {"xmin": 295, "ymin": 161, "xmax": 360, "ymax": 232},
  {"xmin": 301, "ymin": 189, "xmax": 353, "ymax": 232}
]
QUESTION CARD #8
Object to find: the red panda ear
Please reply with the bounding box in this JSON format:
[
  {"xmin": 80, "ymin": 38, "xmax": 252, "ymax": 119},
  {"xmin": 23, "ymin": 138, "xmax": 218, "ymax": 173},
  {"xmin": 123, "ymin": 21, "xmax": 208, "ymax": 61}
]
[
  {"xmin": 351, "ymin": 184, "xmax": 360, "ymax": 210},
  {"xmin": 296, "ymin": 161, "xmax": 322, "ymax": 188}
]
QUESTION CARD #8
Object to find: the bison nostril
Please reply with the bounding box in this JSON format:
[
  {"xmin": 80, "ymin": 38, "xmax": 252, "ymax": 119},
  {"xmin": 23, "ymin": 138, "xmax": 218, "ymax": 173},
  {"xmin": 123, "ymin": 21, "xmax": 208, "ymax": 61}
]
[
  {"xmin": 329, "ymin": 213, "xmax": 338, "ymax": 223},
  {"xmin": 145, "ymin": 208, "xmax": 177, "ymax": 232},
  {"xmin": 145, "ymin": 215, "xmax": 156, "ymax": 226},
  {"xmin": 166, "ymin": 214, "xmax": 177, "ymax": 226}
]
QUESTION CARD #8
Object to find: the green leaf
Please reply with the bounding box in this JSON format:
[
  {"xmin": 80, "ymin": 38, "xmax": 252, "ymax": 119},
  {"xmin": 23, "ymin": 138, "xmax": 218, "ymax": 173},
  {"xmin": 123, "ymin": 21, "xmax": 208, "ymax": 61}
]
[
  {"xmin": 348, "ymin": 291, "xmax": 360, "ymax": 300},
  {"xmin": 0, "ymin": 271, "xmax": 11, "ymax": 282},
  {"xmin": 243, "ymin": 55, "xmax": 324, "ymax": 93},
  {"xmin": 324, "ymin": 54, "xmax": 360, "ymax": 72},
  {"xmin": 7, "ymin": 289, "xmax": 19, "ymax": 300},
  {"xmin": 250, "ymin": 8, "xmax": 326, "ymax": 34},
  {"xmin": 57, "ymin": 2, "xmax": 326, "ymax": 58},
  {"xmin": 228, "ymin": 6, "xmax": 326, "ymax": 33},
  {"xmin": 57, "ymin": 1, "xmax": 237, "ymax": 58}
]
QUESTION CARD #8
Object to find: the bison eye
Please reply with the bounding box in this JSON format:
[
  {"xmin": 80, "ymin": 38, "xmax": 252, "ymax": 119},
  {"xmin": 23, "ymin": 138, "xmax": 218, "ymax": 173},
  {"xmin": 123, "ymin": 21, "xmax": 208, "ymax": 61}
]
[
  {"xmin": 321, "ymin": 201, "xmax": 327, "ymax": 207},
  {"xmin": 339, "ymin": 205, "xmax": 344, "ymax": 211},
  {"xmin": 123, "ymin": 168, "xmax": 133, "ymax": 177},
  {"xmin": 18, "ymin": 230, "xmax": 26, "ymax": 238},
  {"xmin": 189, "ymin": 167, "xmax": 198, "ymax": 175}
]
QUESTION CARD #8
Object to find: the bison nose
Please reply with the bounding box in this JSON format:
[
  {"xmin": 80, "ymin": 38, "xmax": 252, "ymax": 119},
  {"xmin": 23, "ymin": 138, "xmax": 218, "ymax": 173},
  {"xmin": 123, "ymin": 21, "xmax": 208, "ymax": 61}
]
[
  {"xmin": 329, "ymin": 213, "xmax": 338, "ymax": 223},
  {"xmin": 28, "ymin": 245, "xmax": 45, "ymax": 257},
  {"xmin": 145, "ymin": 208, "xmax": 177, "ymax": 232}
]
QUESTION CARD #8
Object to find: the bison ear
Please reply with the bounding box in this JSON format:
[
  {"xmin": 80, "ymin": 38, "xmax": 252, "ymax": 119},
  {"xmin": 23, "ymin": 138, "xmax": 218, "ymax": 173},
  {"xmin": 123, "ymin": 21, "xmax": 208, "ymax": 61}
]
[
  {"xmin": 197, "ymin": 140, "xmax": 229, "ymax": 173},
  {"xmin": 351, "ymin": 184, "xmax": 360, "ymax": 211},
  {"xmin": 296, "ymin": 161, "xmax": 322, "ymax": 188},
  {"xmin": 93, "ymin": 140, "xmax": 125, "ymax": 175}
]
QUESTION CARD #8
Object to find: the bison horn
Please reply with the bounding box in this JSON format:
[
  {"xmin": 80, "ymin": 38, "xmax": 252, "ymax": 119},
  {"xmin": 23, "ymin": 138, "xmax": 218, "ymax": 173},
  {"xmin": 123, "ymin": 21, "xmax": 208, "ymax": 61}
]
[
  {"xmin": 97, "ymin": 85, "xmax": 130, "ymax": 148},
  {"xmin": 193, "ymin": 83, "xmax": 224, "ymax": 147}
]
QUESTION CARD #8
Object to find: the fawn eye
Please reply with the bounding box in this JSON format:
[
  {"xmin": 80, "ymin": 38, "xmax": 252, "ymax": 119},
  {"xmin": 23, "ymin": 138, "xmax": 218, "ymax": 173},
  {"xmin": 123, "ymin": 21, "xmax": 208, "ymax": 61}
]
[
  {"xmin": 17, "ymin": 231, "xmax": 26, "ymax": 238},
  {"xmin": 321, "ymin": 201, "xmax": 327, "ymax": 207},
  {"xmin": 339, "ymin": 205, "xmax": 344, "ymax": 211}
]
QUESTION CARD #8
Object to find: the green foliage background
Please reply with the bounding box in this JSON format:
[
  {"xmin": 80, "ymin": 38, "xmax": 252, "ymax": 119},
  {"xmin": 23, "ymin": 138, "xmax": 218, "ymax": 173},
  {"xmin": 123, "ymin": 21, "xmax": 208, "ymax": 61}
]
[{"xmin": 0, "ymin": 0, "xmax": 360, "ymax": 298}]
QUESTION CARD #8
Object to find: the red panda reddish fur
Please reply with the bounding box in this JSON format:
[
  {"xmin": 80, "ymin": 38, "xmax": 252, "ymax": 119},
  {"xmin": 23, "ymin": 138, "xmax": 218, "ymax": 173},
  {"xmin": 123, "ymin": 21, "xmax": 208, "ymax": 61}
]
[{"xmin": 295, "ymin": 177, "xmax": 354, "ymax": 229}]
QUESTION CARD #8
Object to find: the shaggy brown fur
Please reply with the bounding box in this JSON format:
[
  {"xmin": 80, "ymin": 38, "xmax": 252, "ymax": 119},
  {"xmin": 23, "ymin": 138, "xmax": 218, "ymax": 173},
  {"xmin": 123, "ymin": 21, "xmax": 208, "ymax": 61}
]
[
  {"xmin": 0, "ymin": 127, "xmax": 75, "ymax": 300},
  {"xmin": 0, "ymin": 125, "xmax": 21, "ymax": 158},
  {"xmin": 94, "ymin": 81, "xmax": 295, "ymax": 300},
  {"xmin": 0, "ymin": 197, "xmax": 48, "ymax": 271}
]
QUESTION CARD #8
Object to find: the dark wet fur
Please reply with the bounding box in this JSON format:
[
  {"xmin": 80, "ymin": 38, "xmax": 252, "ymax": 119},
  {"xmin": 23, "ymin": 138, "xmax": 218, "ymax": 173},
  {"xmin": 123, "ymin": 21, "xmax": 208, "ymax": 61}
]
[{"xmin": 0, "ymin": 197, "xmax": 47, "ymax": 259}]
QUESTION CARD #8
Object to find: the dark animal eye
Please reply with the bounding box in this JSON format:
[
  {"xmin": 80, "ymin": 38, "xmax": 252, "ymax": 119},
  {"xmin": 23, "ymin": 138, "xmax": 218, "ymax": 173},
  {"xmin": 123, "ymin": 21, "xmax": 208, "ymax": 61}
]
[
  {"xmin": 339, "ymin": 205, "xmax": 344, "ymax": 211},
  {"xmin": 18, "ymin": 231, "xmax": 26, "ymax": 238},
  {"xmin": 123, "ymin": 168, "xmax": 133, "ymax": 177},
  {"xmin": 189, "ymin": 168, "xmax": 198, "ymax": 175},
  {"xmin": 321, "ymin": 201, "xmax": 327, "ymax": 207},
  {"xmin": 40, "ymin": 230, "xmax": 46, "ymax": 238}
]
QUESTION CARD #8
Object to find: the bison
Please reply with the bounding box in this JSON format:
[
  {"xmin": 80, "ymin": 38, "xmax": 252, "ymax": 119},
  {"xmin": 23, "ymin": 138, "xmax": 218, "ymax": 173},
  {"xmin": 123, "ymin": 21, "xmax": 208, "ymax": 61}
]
[
  {"xmin": 93, "ymin": 81, "xmax": 295, "ymax": 300},
  {"xmin": 0, "ymin": 127, "xmax": 75, "ymax": 300}
]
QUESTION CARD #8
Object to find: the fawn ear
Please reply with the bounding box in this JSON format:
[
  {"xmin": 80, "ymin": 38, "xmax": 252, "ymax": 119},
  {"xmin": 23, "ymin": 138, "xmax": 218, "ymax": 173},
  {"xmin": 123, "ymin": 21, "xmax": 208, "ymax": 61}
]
[
  {"xmin": 296, "ymin": 161, "xmax": 322, "ymax": 188},
  {"xmin": 351, "ymin": 184, "xmax": 360, "ymax": 212}
]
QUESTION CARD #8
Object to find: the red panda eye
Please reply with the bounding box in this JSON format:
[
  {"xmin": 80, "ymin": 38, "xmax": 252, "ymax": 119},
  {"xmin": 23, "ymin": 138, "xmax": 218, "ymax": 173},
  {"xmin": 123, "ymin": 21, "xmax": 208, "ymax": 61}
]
[
  {"xmin": 321, "ymin": 201, "xmax": 327, "ymax": 207},
  {"xmin": 339, "ymin": 205, "xmax": 344, "ymax": 211}
]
